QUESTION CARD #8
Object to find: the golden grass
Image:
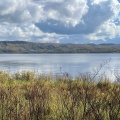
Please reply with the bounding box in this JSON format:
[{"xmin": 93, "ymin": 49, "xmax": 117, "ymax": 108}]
[{"xmin": 0, "ymin": 71, "xmax": 119, "ymax": 120}]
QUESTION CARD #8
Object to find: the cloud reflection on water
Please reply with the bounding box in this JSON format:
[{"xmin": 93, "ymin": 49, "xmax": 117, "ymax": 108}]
[{"xmin": 0, "ymin": 54, "xmax": 119, "ymax": 81}]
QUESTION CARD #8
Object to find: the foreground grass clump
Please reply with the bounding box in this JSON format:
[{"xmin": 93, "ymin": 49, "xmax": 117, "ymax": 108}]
[{"xmin": 0, "ymin": 71, "xmax": 119, "ymax": 120}]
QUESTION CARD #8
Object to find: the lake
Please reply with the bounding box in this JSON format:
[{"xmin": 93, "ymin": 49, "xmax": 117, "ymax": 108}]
[{"xmin": 0, "ymin": 54, "xmax": 120, "ymax": 80}]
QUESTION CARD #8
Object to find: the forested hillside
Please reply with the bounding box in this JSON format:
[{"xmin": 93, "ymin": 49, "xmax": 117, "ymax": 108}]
[{"xmin": 0, "ymin": 41, "xmax": 120, "ymax": 53}]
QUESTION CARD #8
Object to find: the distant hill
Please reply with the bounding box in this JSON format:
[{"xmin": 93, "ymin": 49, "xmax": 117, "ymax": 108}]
[{"xmin": 0, "ymin": 41, "xmax": 120, "ymax": 53}]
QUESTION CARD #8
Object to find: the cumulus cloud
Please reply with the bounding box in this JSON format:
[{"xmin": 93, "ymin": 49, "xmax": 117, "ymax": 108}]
[
  {"xmin": 0, "ymin": 0, "xmax": 28, "ymax": 23},
  {"xmin": 35, "ymin": 0, "xmax": 120, "ymax": 35},
  {"xmin": 0, "ymin": 0, "xmax": 120, "ymax": 42},
  {"xmin": 0, "ymin": 23, "xmax": 63, "ymax": 42},
  {"xmin": 0, "ymin": 0, "xmax": 44, "ymax": 23},
  {"xmin": 85, "ymin": 20, "xmax": 120, "ymax": 40}
]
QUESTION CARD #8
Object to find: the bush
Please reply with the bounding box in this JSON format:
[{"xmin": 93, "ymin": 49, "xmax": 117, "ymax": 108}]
[{"xmin": 0, "ymin": 71, "xmax": 119, "ymax": 120}]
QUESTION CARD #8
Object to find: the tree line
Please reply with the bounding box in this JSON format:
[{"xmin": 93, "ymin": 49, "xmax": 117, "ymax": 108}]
[{"xmin": 0, "ymin": 41, "xmax": 120, "ymax": 53}]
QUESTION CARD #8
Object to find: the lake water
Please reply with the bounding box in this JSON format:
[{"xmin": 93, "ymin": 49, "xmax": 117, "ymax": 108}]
[{"xmin": 0, "ymin": 54, "xmax": 120, "ymax": 80}]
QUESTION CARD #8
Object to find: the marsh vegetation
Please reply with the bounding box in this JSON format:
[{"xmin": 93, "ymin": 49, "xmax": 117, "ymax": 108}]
[{"xmin": 0, "ymin": 70, "xmax": 119, "ymax": 120}]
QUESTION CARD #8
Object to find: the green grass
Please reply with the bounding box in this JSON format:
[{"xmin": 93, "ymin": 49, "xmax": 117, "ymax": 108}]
[{"xmin": 0, "ymin": 71, "xmax": 119, "ymax": 120}]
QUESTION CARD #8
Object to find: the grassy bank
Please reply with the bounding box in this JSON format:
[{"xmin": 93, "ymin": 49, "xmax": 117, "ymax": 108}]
[{"xmin": 0, "ymin": 71, "xmax": 119, "ymax": 120}]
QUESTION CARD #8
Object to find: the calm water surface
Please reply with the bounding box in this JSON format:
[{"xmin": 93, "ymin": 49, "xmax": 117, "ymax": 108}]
[{"xmin": 0, "ymin": 54, "xmax": 120, "ymax": 79}]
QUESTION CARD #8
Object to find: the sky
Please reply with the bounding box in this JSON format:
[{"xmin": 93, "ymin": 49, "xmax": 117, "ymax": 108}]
[{"xmin": 0, "ymin": 0, "xmax": 120, "ymax": 43}]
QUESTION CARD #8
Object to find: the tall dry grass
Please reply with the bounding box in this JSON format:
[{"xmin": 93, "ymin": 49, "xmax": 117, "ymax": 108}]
[{"xmin": 0, "ymin": 71, "xmax": 119, "ymax": 120}]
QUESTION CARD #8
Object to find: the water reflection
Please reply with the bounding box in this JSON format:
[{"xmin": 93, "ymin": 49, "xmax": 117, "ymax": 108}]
[{"xmin": 0, "ymin": 54, "xmax": 119, "ymax": 80}]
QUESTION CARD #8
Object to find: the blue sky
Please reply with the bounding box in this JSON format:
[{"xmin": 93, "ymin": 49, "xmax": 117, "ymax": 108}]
[{"xmin": 0, "ymin": 0, "xmax": 120, "ymax": 43}]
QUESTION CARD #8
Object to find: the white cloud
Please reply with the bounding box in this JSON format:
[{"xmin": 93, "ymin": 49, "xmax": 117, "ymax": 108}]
[
  {"xmin": 0, "ymin": 0, "xmax": 18, "ymax": 16},
  {"xmin": 0, "ymin": 23, "xmax": 62, "ymax": 42},
  {"xmin": 43, "ymin": 0, "xmax": 88, "ymax": 26},
  {"xmin": 86, "ymin": 20, "xmax": 120, "ymax": 40},
  {"xmin": 0, "ymin": 0, "xmax": 120, "ymax": 42},
  {"xmin": 0, "ymin": 0, "xmax": 29, "ymax": 23},
  {"xmin": 35, "ymin": 0, "xmax": 120, "ymax": 38}
]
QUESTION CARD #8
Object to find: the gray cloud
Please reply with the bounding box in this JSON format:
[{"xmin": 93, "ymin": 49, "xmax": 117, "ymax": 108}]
[{"xmin": 0, "ymin": 0, "xmax": 28, "ymax": 23}]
